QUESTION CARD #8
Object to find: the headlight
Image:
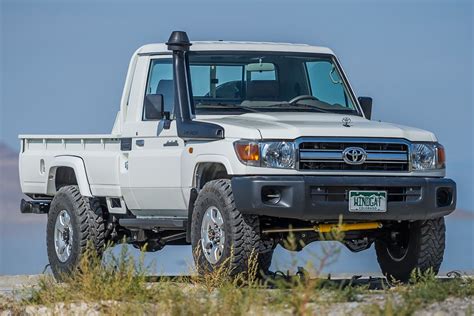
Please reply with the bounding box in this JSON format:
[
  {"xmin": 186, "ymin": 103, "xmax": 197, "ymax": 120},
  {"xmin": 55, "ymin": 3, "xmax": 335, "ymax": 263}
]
[
  {"xmin": 234, "ymin": 140, "xmax": 296, "ymax": 169},
  {"xmin": 261, "ymin": 142, "xmax": 296, "ymax": 168},
  {"xmin": 410, "ymin": 143, "xmax": 445, "ymax": 170}
]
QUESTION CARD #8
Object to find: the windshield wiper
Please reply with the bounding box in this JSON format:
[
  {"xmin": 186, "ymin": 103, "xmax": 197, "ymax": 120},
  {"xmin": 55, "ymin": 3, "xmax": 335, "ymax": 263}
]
[
  {"xmin": 260, "ymin": 102, "xmax": 332, "ymax": 113},
  {"xmin": 196, "ymin": 102, "xmax": 259, "ymax": 113}
]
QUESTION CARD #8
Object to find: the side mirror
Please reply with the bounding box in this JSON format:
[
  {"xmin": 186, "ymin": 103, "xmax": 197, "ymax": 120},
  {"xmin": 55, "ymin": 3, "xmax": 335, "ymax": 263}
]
[
  {"xmin": 144, "ymin": 94, "xmax": 170, "ymax": 122},
  {"xmin": 358, "ymin": 96, "xmax": 373, "ymax": 120}
]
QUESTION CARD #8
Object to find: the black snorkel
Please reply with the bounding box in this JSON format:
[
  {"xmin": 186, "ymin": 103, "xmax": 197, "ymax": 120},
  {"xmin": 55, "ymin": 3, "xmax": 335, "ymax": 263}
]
[{"xmin": 166, "ymin": 31, "xmax": 224, "ymax": 140}]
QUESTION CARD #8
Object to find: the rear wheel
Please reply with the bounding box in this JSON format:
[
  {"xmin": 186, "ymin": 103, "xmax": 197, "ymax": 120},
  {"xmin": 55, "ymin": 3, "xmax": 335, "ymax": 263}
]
[
  {"xmin": 46, "ymin": 186, "xmax": 105, "ymax": 280},
  {"xmin": 191, "ymin": 179, "xmax": 266, "ymax": 276},
  {"xmin": 375, "ymin": 218, "xmax": 445, "ymax": 282}
]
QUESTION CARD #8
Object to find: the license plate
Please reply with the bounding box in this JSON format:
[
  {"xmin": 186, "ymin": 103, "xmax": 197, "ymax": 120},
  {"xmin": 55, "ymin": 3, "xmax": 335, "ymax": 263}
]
[{"xmin": 349, "ymin": 191, "xmax": 387, "ymax": 212}]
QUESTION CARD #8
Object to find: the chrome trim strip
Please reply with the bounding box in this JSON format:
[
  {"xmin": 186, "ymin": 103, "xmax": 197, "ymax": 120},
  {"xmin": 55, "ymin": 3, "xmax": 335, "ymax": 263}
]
[
  {"xmin": 300, "ymin": 160, "xmax": 408, "ymax": 164},
  {"xmin": 300, "ymin": 151, "xmax": 407, "ymax": 161}
]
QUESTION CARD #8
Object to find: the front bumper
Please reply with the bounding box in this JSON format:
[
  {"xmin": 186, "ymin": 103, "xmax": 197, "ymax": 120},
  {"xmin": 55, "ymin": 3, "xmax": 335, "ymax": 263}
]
[{"xmin": 231, "ymin": 176, "xmax": 456, "ymax": 221}]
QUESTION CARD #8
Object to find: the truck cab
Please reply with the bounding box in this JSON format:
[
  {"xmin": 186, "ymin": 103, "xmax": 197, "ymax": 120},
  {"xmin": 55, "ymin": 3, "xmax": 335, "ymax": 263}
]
[{"xmin": 19, "ymin": 31, "xmax": 456, "ymax": 281}]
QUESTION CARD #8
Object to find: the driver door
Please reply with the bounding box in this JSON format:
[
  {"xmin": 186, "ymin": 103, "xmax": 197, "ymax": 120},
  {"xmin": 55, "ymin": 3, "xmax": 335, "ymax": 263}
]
[{"xmin": 120, "ymin": 57, "xmax": 187, "ymax": 216}]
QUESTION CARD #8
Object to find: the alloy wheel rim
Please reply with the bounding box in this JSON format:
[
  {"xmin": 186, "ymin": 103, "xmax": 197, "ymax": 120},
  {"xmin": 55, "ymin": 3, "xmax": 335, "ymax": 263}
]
[
  {"xmin": 54, "ymin": 210, "xmax": 73, "ymax": 262},
  {"xmin": 200, "ymin": 206, "xmax": 225, "ymax": 264}
]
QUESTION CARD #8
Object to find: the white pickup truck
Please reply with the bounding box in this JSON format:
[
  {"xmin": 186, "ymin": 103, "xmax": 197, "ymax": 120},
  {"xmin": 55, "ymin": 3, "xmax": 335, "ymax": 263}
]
[{"xmin": 19, "ymin": 31, "xmax": 456, "ymax": 281}]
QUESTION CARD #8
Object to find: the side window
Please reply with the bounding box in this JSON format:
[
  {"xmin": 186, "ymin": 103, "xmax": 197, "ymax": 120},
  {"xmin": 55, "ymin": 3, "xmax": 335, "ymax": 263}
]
[
  {"xmin": 306, "ymin": 61, "xmax": 354, "ymax": 108},
  {"xmin": 144, "ymin": 59, "xmax": 173, "ymax": 120}
]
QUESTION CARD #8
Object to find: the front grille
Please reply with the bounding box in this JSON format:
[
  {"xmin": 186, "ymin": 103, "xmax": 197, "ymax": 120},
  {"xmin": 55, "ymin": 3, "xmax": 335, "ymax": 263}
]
[
  {"xmin": 298, "ymin": 139, "xmax": 409, "ymax": 172},
  {"xmin": 310, "ymin": 186, "xmax": 421, "ymax": 202}
]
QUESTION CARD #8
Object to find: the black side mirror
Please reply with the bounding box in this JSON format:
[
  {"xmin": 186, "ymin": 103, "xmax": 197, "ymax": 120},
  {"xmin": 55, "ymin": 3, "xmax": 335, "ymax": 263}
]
[
  {"xmin": 144, "ymin": 94, "xmax": 164, "ymax": 120},
  {"xmin": 358, "ymin": 96, "xmax": 373, "ymax": 120},
  {"xmin": 143, "ymin": 94, "xmax": 170, "ymax": 123}
]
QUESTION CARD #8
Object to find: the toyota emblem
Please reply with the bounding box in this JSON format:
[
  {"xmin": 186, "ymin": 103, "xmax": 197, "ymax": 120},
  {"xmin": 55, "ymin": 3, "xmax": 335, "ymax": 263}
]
[
  {"xmin": 342, "ymin": 117, "xmax": 352, "ymax": 127},
  {"xmin": 342, "ymin": 147, "xmax": 367, "ymax": 165}
]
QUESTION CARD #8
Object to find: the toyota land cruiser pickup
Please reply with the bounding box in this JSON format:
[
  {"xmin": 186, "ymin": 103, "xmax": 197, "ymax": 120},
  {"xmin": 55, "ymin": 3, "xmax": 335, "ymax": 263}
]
[{"xmin": 19, "ymin": 31, "xmax": 456, "ymax": 281}]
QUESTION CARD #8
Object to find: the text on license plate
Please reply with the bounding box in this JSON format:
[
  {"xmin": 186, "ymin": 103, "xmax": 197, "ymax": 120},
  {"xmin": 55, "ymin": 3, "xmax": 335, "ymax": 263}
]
[{"xmin": 349, "ymin": 190, "xmax": 387, "ymax": 212}]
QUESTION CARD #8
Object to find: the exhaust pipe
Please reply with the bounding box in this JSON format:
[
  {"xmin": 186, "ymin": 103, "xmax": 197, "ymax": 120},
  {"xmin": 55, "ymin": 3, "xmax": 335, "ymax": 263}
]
[{"xmin": 166, "ymin": 31, "xmax": 224, "ymax": 140}]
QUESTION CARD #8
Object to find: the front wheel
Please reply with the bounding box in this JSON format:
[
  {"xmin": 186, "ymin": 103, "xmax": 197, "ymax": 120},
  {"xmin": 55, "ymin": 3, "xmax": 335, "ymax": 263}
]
[
  {"xmin": 191, "ymin": 179, "xmax": 265, "ymax": 276},
  {"xmin": 375, "ymin": 218, "xmax": 446, "ymax": 282}
]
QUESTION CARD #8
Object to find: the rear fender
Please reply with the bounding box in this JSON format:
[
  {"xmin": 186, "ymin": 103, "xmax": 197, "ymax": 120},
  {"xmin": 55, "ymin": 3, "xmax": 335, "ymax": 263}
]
[{"xmin": 47, "ymin": 156, "xmax": 92, "ymax": 197}]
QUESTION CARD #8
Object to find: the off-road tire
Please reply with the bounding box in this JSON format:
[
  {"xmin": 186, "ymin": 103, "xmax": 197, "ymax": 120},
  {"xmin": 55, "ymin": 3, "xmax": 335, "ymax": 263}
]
[
  {"xmin": 258, "ymin": 249, "xmax": 274, "ymax": 273},
  {"xmin": 46, "ymin": 185, "xmax": 105, "ymax": 280},
  {"xmin": 257, "ymin": 235, "xmax": 275, "ymax": 273},
  {"xmin": 375, "ymin": 218, "xmax": 445, "ymax": 282},
  {"xmin": 191, "ymin": 179, "xmax": 265, "ymax": 276}
]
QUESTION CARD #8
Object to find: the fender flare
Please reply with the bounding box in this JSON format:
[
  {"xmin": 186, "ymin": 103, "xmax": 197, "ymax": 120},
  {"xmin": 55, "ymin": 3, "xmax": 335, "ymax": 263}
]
[
  {"xmin": 192, "ymin": 154, "xmax": 234, "ymax": 186},
  {"xmin": 47, "ymin": 156, "xmax": 92, "ymax": 197}
]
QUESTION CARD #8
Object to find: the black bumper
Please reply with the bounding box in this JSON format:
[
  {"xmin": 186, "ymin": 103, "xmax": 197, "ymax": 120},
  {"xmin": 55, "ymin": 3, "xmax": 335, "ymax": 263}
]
[{"xmin": 231, "ymin": 176, "xmax": 456, "ymax": 221}]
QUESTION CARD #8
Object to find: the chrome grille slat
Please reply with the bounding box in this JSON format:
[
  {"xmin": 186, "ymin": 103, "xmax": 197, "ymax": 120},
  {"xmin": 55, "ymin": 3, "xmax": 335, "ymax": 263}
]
[
  {"xmin": 301, "ymin": 160, "xmax": 408, "ymax": 164},
  {"xmin": 298, "ymin": 138, "xmax": 410, "ymax": 172},
  {"xmin": 300, "ymin": 151, "xmax": 407, "ymax": 161},
  {"xmin": 365, "ymin": 150, "xmax": 406, "ymax": 154}
]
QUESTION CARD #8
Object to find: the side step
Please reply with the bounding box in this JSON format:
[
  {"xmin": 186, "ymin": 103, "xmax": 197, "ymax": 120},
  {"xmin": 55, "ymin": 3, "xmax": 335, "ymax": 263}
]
[
  {"xmin": 20, "ymin": 199, "xmax": 51, "ymax": 214},
  {"xmin": 118, "ymin": 217, "xmax": 187, "ymax": 230}
]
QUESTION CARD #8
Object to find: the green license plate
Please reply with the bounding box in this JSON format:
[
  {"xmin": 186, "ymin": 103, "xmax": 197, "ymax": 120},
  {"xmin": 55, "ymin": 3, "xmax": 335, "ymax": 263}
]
[{"xmin": 349, "ymin": 191, "xmax": 387, "ymax": 212}]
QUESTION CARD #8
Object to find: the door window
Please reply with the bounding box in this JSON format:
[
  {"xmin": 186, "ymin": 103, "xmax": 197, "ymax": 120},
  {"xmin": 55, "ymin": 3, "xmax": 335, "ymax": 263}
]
[{"xmin": 145, "ymin": 60, "xmax": 174, "ymax": 119}]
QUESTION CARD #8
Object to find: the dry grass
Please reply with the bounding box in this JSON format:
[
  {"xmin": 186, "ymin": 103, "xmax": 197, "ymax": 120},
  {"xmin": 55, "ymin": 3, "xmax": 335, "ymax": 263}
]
[
  {"xmin": 364, "ymin": 269, "xmax": 474, "ymax": 316},
  {"xmin": 2, "ymin": 233, "xmax": 473, "ymax": 315}
]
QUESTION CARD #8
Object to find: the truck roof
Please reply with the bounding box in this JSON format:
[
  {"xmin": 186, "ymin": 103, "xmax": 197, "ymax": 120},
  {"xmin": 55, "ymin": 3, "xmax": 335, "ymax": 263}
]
[{"xmin": 137, "ymin": 41, "xmax": 334, "ymax": 55}]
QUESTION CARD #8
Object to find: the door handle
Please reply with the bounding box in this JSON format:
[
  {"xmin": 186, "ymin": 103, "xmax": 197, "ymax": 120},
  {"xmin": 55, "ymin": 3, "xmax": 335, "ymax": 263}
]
[
  {"xmin": 163, "ymin": 140, "xmax": 179, "ymax": 147},
  {"xmin": 136, "ymin": 139, "xmax": 145, "ymax": 147}
]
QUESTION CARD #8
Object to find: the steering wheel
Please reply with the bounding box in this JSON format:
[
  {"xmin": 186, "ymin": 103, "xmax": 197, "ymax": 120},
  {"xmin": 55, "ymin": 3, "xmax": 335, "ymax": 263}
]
[{"xmin": 288, "ymin": 95, "xmax": 320, "ymax": 105}]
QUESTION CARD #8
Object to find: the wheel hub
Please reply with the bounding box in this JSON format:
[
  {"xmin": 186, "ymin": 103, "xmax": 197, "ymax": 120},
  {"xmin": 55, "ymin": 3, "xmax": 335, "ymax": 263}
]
[
  {"xmin": 386, "ymin": 229, "xmax": 410, "ymax": 261},
  {"xmin": 200, "ymin": 206, "xmax": 225, "ymax": 264},
  {"xmin": 54, "ymin": 210, "xmax": 74, "ymax": 262},
  {"xmin": 62, "ymin": 229, "xmax": 70, "ymax": 243}
]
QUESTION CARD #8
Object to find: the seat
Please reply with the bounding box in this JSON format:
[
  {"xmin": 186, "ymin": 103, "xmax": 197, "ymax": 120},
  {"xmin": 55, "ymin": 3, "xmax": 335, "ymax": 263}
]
[{"xmin": 246, "ymin": 80, "xmax": 279, "ymax": 100}]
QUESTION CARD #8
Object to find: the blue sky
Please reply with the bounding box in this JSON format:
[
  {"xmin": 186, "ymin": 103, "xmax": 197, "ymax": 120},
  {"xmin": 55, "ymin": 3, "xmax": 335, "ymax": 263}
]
[{"xmin": 0, "ymin": 0, "xmax": 473, "ymax": 276}]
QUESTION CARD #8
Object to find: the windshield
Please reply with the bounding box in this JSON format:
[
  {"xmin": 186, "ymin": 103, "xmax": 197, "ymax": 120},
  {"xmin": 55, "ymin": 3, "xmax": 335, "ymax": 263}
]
[{"xmin": 145, "ymin": 52, "xmax": 360, "ymax": 116}]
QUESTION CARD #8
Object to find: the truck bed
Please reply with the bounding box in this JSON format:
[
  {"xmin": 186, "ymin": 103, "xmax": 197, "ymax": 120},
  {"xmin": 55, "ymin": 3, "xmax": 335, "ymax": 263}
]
[{"xmin": 19, "ymin": 134, "xmax": 123, "ymax": 198}]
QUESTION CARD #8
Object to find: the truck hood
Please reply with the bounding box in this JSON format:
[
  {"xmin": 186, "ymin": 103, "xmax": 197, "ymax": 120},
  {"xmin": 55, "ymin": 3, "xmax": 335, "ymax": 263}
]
[{"xmin": 197, "ymin": 112, "xmax": 437, "ymax": 141}]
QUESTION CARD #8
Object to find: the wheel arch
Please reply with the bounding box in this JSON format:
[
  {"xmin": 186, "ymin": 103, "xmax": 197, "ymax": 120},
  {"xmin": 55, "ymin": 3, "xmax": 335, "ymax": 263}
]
[
  {"xmin": 186, "ymin": 158, "xmax": 233, "ymax": 242},
  {"xmin": 47, "ymin": 156, "xmax": 92, "ymax": 197},
  {"xmin": 193, "ymin": 161, "xmax": 231, "ymax": 190}
]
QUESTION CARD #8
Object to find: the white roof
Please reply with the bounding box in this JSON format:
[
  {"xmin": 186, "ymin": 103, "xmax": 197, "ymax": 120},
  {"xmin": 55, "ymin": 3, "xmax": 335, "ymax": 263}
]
[{"xmin": 137, "ymin": 41, "xmax": 334, "ymax": 55}]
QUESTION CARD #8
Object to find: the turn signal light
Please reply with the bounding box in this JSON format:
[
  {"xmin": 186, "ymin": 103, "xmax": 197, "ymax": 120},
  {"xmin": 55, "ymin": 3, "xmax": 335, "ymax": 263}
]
[
  {"xmin": 436, "ymin": 144, "xmax": 446, "ymax": 168},
  {"xmin": 234, "ymin": 141, "xmax": 260, "ymax": 166}
]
